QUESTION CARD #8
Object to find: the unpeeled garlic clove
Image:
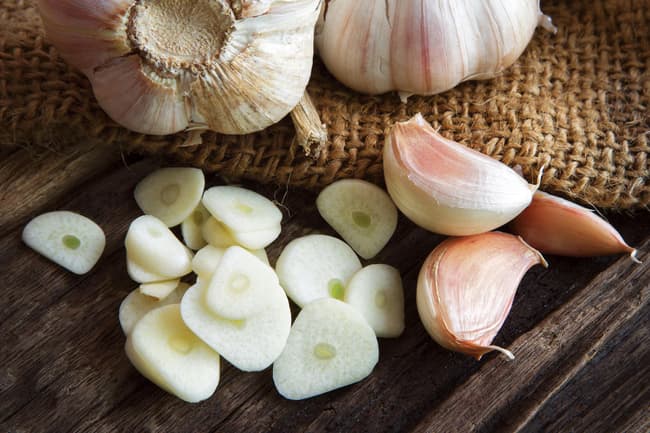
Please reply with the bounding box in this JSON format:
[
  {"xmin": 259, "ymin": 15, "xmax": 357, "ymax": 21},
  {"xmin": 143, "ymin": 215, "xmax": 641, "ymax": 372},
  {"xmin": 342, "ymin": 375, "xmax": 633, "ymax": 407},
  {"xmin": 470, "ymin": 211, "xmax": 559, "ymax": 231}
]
[
  {"xmin": 417, "ymin": 232, "xmax": 547, "ymax": 360},
  {"xmin": 510, "ymin": 191, "xmax": 639, "ymax": 261},
  {"xmin": 384, "ymin": 114, "xmax": 537, "ymax": 236}
]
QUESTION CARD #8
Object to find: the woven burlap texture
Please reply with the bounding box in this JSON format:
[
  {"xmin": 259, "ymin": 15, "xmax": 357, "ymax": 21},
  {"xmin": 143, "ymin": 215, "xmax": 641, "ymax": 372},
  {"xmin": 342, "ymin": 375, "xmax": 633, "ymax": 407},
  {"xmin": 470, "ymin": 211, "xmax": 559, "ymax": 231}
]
[{"xmin": 1, "ymin": 0, "xmax": 648, "ymax": 210}]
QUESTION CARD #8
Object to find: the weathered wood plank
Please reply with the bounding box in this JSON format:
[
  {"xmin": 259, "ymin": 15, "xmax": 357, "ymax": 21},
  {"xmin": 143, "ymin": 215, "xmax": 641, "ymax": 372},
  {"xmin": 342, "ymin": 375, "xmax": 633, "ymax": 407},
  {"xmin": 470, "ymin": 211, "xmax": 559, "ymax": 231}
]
[
  {"xmin": 0, "ymin": 145, "xmax": 123, "ymax": 237},
  {"xmin": 1, "ymin": 157, "xmax": 648, "ymax": 433},
  {"xmin": 521, "ymin": 303, "xmax": 649, "ymax": 433},
  {"xmin": 411, "ymin": 237, "xmax": 650, "ymax": 433}
]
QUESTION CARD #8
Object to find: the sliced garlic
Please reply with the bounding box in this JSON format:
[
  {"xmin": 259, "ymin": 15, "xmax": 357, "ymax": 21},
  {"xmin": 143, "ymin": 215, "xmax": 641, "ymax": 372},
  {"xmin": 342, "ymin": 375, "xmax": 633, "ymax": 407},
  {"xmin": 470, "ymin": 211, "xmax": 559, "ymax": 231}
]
[
  {"xmin": 275, "ymin": 234, "xmax": 362, "ymax": 308},
  {"xmin": 384, "ymin": 114, "xmax": 537, "ymax": 236},
  {"xmin": 417, "ymin": 232, "xmax": 547, "ymax": 360},
  {"xmin": 316, "ymin": 179, "xmax": 398, "ymax": 259},
  {"xmin": 180, "ymin": 280, "xmax": 291, "ymax": 372},
  {"xmin": 125, "ymin": 304, "xmax": 220, "ymax": 403},
  {"xmin": 126, "ymin": 256, "xmax": 169, "ymax": 284},
  {"xmin": 273, "ymin": 298, "xmax": 379, "ymax": 400},
  {"xmin": 125, "ymin": 215, "xmax": 193, "ymax": 279},
  {"xmin": 139, "ymin": 279, "xmax": 181, "ymax": 301},
  {"xmin": 202, "ymin": 186, "xmax": 283, "ymax": 233},
  {"xmin": 202, "ymin": 217, "xmax": 240, "ymax": 248},
  {"xmin": 230, "ymin": 224, "xmax": 282, "ymax": 250},
  {"xmin": 134, "ymin": 167, "xmax": 205, "ymax": 228},
  {"xmin": 22, "ymin": 211, "xmax": 106, "ymax": 275},
  {"xmin": 119, "ymin": 285, "xmax": 186, "ymax": 335},
  {"xmin": 344, "ymin": 265, "xmax": 405, "ymax": 338},
  {"xmin": 203, "ymin": 246, "xmax": 280, "ymax": 320},
  {"xmin": 38, "ymin": 0, "xmax": 322, "ymax": 136},
  {"xmin": 181, "ymin": 203, "xmax": 211, "ymax": 251},
  {"xmin": 510, "ymin": 191, "xmax": 639, "ymax": 261}
]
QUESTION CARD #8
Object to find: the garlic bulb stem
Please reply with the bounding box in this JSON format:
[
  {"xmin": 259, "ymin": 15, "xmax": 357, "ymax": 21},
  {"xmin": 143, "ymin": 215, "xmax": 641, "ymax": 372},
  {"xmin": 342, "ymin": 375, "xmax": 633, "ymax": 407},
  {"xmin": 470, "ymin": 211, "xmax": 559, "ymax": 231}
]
[{"xmin": 290, "ymin": 91, "xmax": 328, "ymax": 156}]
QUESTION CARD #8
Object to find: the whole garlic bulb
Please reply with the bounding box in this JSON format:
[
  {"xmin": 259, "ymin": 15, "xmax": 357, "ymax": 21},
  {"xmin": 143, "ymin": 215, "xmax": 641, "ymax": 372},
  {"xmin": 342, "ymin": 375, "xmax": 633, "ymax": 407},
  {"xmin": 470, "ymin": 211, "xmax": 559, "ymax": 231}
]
[
  {"xmin": 38, "ymin": 0, "xmax": 322, "ymax": 136},
  {"xmin": 315, "ymin": 0, "xmax": 556, "ymax": 98}
]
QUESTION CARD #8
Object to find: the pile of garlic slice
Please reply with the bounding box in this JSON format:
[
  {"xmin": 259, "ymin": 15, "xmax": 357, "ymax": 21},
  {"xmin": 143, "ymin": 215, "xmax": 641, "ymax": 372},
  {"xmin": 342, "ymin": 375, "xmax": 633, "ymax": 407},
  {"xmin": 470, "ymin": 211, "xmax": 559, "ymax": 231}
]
[{"xmin": 118, "ymin": 168, "xmax": 404, "ymax": 402}]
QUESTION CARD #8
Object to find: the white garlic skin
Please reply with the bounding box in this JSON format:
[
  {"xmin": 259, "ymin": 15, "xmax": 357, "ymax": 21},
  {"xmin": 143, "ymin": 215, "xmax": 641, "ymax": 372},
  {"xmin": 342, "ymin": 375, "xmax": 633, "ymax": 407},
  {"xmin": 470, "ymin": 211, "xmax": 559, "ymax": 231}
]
[
  {"xmin": 38, "ymin": 0, "xmax": 321, "ymax": 136},
  {"xmin": 316, "ymin": 0, "xmax": 554, "ymax": 96},
  {"xmin": 383, "ymin": 114, "xmax": 536, "ymax": 236}
]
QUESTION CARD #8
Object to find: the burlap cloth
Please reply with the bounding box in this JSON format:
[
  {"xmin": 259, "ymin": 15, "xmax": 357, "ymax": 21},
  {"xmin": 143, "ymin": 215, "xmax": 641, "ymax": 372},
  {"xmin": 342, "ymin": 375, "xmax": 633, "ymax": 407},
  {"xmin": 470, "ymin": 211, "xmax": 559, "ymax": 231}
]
[{"xmin": 1, "ymin": 0, "xmax": 648, "ymax": 210}]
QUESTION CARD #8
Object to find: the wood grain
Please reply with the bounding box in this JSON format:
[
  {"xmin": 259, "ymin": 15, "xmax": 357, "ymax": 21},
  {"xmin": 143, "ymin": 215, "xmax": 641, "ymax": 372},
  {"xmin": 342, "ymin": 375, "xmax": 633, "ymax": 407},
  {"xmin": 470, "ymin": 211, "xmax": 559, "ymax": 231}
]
[{"xmin": 0, "ymin": 159, "xmax": 648, "ymax": 433}]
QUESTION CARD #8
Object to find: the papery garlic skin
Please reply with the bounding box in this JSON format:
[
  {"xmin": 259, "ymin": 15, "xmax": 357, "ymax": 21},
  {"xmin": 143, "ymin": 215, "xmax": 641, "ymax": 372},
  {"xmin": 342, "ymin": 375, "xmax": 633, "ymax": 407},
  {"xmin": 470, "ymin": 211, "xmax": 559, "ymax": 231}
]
[
  {"xmin": 384, "ymin": 114, "xmax": 536, "ymax": 236},
  {"xmin": 316, "ymin": 0, "xmax": 555, "ymax": 97},
  {"xmin": 416, "ymin": 232, "xmax": 547, "ymax": 360},
  {"xmin": 510, "ymin": 191, "xmax": 639, "ymax": 261},
  {"xmin": 38, "ymin": 0, "xmax": 321, "ymax": 136}
]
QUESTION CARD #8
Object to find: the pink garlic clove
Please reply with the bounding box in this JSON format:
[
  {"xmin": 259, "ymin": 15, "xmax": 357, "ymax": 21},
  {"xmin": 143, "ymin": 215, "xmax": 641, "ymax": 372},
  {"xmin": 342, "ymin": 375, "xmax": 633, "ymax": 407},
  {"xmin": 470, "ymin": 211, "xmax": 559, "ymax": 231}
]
[{"xmin": 510, "ymin": 191, "xmax": 639, "ymax": 261}]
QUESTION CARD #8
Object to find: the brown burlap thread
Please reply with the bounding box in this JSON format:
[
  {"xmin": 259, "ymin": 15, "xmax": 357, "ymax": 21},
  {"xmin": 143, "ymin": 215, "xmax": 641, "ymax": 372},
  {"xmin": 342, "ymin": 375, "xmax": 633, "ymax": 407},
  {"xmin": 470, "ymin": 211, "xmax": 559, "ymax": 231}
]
[{"xmin": 1, "ymin": 0, "xmax": 648, "ymax": 210}]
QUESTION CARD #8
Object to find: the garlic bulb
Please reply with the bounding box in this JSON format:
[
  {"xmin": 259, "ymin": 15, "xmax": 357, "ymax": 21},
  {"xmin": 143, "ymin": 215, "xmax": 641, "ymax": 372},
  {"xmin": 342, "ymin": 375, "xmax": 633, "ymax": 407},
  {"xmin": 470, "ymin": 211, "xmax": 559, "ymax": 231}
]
[
  {"xmin": 38, "ymin": 0, "xmax": 322, "ymax": 136},
  {"xmin": 417, "ymin": 232, "xmax": 547, "ymax": 360},
  {"xmin": 384, "ymin": 114, "xmax": 538, "ymax": 236},
  {"xmin": 510, "ymin": 191, "xmax": 640, "ymax": 261},
  {"xmin": 316, "ymin": 0, "xmax": 556, "ymax": 98}
]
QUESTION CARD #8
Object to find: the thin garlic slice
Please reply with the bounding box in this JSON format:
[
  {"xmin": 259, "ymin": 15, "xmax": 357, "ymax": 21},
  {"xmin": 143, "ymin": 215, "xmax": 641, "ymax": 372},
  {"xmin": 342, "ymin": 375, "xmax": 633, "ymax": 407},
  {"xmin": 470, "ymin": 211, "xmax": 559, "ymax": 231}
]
[
  {"xmin": 230, "ymin": 224, "xmax": 282, "ymax": 250},
  {"xmin": 344, "ymin": 264, "xmax": 405, "ymax": 338},
  {"xmin": 22, "ymin": 211, "xmax": 106, "ymax": 275},
  {"xmin": 417, "ymin": 232, "xmax": 547, "ymax": 360},
  {"xmin": 134, "ymin": 167, "xmax": 205, "ymax": 227},
  {"xmin": 182, "ymin": 203, "xmax": 211, "ymax": 250},
  {"xmin": 275, "ymin": 234, "xmax": 362, "ymax": 307},
  {"xmin": 119, "ymin": 285, "xmax": 185, "ymax": 335},
  {"xmin": 139, "ymin": 279, "xmax": 181, "ymax": 301},
  {"xmin": 316, "ymin": 179, "xmax": 398, "ymax": 259},
  {"xmin": 202, "ymin": 186, "xmax": 283, "ymax": 233},
  {"xmin": 126, "ymin": 256, "xmax": 169, "ymax": 284},
  {"xmin": 125, "ymin": 215, "xmax": 193, "ymax": 279},
  {"xmin": 384, "ymin": 114, "xmax": 537, "ymax": 236},
  {"xmin": 510, "ymin": 191, "xmax": 639, "ymax": 261}
]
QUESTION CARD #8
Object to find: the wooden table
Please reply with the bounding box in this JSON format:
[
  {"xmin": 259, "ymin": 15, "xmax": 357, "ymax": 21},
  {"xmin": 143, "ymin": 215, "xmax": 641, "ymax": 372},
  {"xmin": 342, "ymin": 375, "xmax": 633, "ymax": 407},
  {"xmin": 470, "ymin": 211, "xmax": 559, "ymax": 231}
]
[{"xmin": 1, "ymin": 145, "xmax": 648, "ymax": 433}]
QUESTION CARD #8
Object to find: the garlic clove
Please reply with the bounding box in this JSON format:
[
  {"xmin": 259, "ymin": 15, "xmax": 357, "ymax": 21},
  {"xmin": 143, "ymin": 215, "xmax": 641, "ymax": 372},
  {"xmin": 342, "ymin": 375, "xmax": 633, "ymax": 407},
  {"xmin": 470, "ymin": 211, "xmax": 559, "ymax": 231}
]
[
  {"xmin": 90, "ymin": 56, "xmax": 190, "ymax": 135},
  {"xmin": 417, "ymin": 232, "xmax": 547, "ymax": 360},
  {"xmin": 510, "ymin": 191, "xmax": 639, "ymax": 261},
  {"xmin": 190, "ymin": 0, "xmax": 320, "ymax": 134},
  {"xmin": 384, "ymin": 114, "xmax": 536, "ymax": 236},
  {"xmin": 37, "ymin": 0, "xmax": 132, "ymax": 73}
]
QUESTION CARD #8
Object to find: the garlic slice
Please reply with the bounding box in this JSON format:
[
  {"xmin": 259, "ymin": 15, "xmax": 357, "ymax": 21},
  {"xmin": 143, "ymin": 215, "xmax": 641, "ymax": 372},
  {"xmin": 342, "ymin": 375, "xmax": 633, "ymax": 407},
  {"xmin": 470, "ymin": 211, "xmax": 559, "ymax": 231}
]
[
  {"xmin": 510, "ymin": 191, "xmax": 639, "ymax": 261},
  {"xmin": 417, "ymin": 232, "xmax": 547, "ymax": 360},
  {"xmin": 38, "ymin": 0, "xmax": 322, "ymax": 136},
  {"xmin": 384, "ymin": 114, "xmax": 537, "ymax": 236}
]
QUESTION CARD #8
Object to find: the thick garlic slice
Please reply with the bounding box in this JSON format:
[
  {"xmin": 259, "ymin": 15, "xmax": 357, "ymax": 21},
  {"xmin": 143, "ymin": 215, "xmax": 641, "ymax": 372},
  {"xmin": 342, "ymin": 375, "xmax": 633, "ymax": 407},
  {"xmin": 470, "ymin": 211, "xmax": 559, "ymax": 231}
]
[
  {"xmin": 181, "ymin": 203, "xmax": 211, "ymax": 251},
  {"xmin": 316, "ymin": 0, "xmax": 555, "ymax": 98},
  {"xmin": 384, "ymin": 114, "xmax": 537, "ymax": 236},
  {"xmin": 125, "ymin": 215, "xmax": 193, "ymax": 279},
  {"xmin": 38, "ymin": 0, "xmax": 322, "ymax": 136},
  {"xmin": 125, "ymin": 304, "xmax": 220, "ymax": 403},
  {"xmin": 134, "ymin": 168, "xmax": 205, "ymax": 228},
  {"xmin": 139, "ymin": 279, "xmax": 181, "ymax": 301},
  {"xmin": 510, "ymin": 191, "xmax": 639, "ymax": 261},
  {"xmin": 417, "ymin": 232, "xmax": 547, "ymax": 360},
  {"xmin": 22, "ymin": 211, "xmax": 106, "ymax": 275}
]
